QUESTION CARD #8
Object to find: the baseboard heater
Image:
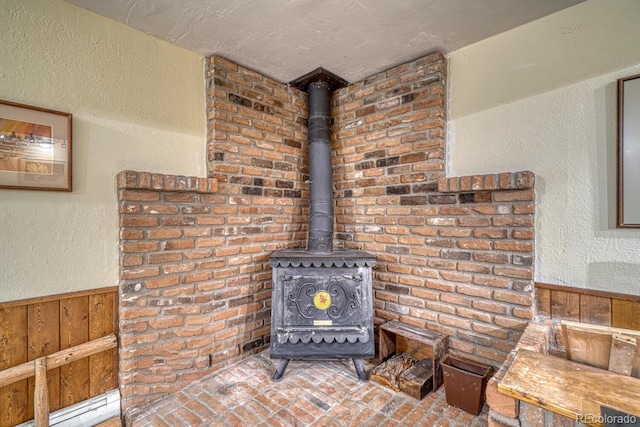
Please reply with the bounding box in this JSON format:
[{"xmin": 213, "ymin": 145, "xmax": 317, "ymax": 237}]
[{"xmin": 16, "ymin": 389, "xmax": 120, "ymax": 427}]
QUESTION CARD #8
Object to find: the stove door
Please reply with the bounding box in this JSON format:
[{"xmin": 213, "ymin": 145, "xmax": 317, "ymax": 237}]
[{"xmin": 274, "ymin": 268, "xmax": 371, "ymax": 345}]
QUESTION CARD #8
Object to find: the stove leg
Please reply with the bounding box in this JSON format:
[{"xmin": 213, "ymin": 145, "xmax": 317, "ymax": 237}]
[
  {"xmin": 353, "ymin": 358, "xmax": 367, "ymax": 381},
  {"xmin": 272, "ymin": 359, "xmax": 290, "ymax": 382}
]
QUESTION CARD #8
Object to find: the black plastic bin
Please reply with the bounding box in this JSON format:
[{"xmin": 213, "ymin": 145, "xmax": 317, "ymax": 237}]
[{"xmin": 441, "ymin": 354, "xmax": 492, "ymax": 415}]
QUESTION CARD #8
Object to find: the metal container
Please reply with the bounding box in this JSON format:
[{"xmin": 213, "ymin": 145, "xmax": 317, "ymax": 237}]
[{"xmin": 441, "ymin": 354, "xmax": 492, "ymax": 415}]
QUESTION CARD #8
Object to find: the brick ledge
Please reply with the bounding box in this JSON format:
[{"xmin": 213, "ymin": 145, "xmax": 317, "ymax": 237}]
[
  {"xmin": 117, "ymin": 170, "xmax": 218, "ymax": 194},
  {"xmin": 438, "ymin": 171, "xmax": 534, "ymax": 193}
]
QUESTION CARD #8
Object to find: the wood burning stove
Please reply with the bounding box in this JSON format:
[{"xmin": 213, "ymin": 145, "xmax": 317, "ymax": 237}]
[
  {"xmin": 269, "ymin": 250, "xmax": 376, "ymax": 381},
  {"xmin": 269, "ymin": 69, "xmax": 376, "ymax": 381}
]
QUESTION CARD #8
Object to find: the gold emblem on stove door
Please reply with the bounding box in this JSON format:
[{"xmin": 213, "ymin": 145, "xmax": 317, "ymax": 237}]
[{"xmin": 313, "ymin": 291, "xmax": 331, "ymax": 310}]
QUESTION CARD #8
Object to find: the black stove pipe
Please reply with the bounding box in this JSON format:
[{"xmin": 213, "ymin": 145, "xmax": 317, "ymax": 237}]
[{"xmin": 307, "ymin": 81, "xmax": 334, "ymax": 253}]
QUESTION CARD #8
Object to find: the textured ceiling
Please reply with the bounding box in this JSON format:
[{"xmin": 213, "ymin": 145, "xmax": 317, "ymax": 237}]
[{"xmin": 65, "ymin": 0, "xmax": 584, "ymax": 84}]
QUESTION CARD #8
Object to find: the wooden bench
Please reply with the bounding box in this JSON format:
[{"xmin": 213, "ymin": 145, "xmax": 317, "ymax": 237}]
[
  {"xmin": 499, "ymin": 349, "xmax": 640, "ymax": 426},
  {"xmin": 378, "ymin": 321, "xmax": 448, "ymax": 393}
]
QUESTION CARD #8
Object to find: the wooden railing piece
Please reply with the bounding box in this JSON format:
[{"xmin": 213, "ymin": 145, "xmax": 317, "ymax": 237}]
[
  {"xmin": 0, "ymin": 334, "xmax": 117, "ymax": 388},
  {"xmin": 0, "ymin": 287, "xmax": 118, "ymax": 426},
  {"xmin": 34, "ymin": 358, "xmax": 48, "ymax": 427},
  {"xmin": 0, "ymin": 334, "xmax": 116, "ymax": 427}
]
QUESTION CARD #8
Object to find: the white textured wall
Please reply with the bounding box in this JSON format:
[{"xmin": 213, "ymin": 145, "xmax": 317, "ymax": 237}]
[
  {"xmin": 448, "ymin": 0, "xmax": 640, "ymax": 295},
  {"xmin": 0, "ymin": 0, "xmax": 205, "ymax": 302}
]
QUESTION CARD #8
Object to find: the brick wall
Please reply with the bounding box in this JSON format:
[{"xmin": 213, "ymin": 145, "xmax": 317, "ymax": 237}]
[
  {"xmin": 118, "ymin": 52, "xmax": 536, "ymax": 412},
  {"xmin": 119, "ymin": 58, "xmax": 311, "ymax": 413},
  {"xmin": 118, "ymin": 172, "xmax": 223, "ymax": 412},
  {"xmin": 331, "ymin": 53, "xmax": 535, "ymax": 366},
  {"xmin": 116, "ymin": 168, "xmax": 295, "ymax": 415},
  {"xmin": 207, "ymin": 55, "xmax": 309, "ymax": 232}
]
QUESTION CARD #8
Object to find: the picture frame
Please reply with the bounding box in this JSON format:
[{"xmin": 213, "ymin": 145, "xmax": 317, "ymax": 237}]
[
  {"xmin": 0, "ymin": 100, "xmax": 72, "ymax": 192},
  {"xmin": 617, "ymin": 73, "xmax": 640, "ymax": 228}
]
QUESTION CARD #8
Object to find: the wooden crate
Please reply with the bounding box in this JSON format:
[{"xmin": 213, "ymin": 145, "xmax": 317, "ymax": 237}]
[
  {"xmin": 399, "ymin": 358, "xmax": 434, "ymax": 400},
  {"xmin": 370, "ymin": 353, "xmax": 417, "ymax": 392},
  {"xmin": 378, "ymin": 320, "xmax": 448, "ymax": 391}
]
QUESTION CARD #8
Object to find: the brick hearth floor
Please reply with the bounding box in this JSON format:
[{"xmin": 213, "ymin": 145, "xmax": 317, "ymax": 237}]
[{"xmin": 128, "ymin": 351, "xmax": 488, "ymax": 427}]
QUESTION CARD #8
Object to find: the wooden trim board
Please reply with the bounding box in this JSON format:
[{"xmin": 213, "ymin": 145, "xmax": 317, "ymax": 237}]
[
  {"xmin": 535, "ymin": 282, "xmax": 640, "ymax": 303},
  {"xmin": 0, "ymin": 287, "xmax": 118, "ymax": 310}
]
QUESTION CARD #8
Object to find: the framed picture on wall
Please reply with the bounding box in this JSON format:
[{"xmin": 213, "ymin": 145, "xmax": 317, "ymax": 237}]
[
  {"xmin": 617, "ymin": 74, "xmax": 640, "ymax": 227},
  {"xmin": 0, "ymin": 100, "xmax": 72, "ymax": 191}
]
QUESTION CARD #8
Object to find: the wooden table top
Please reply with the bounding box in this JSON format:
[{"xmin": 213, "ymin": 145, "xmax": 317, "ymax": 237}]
[{"xmin": 498, "ymin": 349, "xmax": 640, "ymax": 427}]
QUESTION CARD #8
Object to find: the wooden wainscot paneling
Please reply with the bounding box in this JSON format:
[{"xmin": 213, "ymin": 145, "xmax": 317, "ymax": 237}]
[
  {"xmin": 60, "ymin": 296, "xmax": 90, "ymax": 407},
  {"xmin": 612, "ymin": 299, "xmax": 640, "ymax": 330},
  {"xmin": 0, "ymin": 287, "xmax": 118, "ymax": 427},
  {"xmin": 89, "ymin": 292, "xmax": 118, "ymax": 396},
  {"xmin": 28, "ymin": 300, "xmax": 61, "ymax": 417},
  {"xmin": 535, "ymin": 282, "xmax": 640, "ymax": 331},
  {"xmin": 0, "ymin": 306, "xmax": 28, "ymax": 426}
]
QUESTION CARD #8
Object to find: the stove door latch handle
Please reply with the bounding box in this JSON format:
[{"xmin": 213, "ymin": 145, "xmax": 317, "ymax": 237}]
[{"xmin": 342, "ymin": 274, "xmax": 362, "ymax": 282}]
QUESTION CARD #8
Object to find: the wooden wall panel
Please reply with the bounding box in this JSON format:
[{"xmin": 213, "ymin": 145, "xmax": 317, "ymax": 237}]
[
  {"xmin": 535, "ymin": 287, "xmax": 551, "ymax": 317},
  {"xmin": 0, "ymin": 287, "xmax": 117, "ymax": 427},
  {"xmin": 550, "ymin": 290, "xmax": 580, "ymax": 321},
  {"xmin": 611, "ymin": 299, "xmax": 640, "ymax": 330},
  {"xmin": 89, "ymin": 293, "xmax": 118, "ymax": 395},
  {"xmin": 60, "ymin": 296, "xmax": 90, "ymax": 406},
  {"xmin": 536, "ymin": 283, "xmax": 640, "ymax": 331},
  {"xmin": 579, "ymin": 295, "xmax": 611, "ymax": 326},
  {"xmin": 27, "ymin": 301, "xmax": 61, "ymax": 417},
  {"xmin": 0, "ymin": 307, "xmax": 28, "ymax": 426}
]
